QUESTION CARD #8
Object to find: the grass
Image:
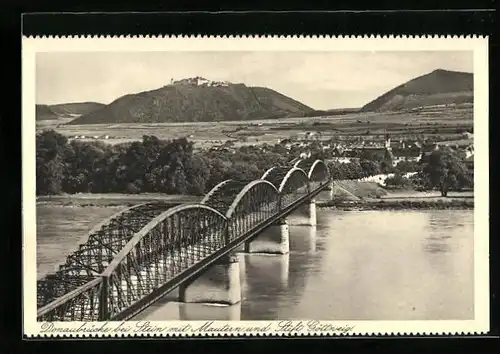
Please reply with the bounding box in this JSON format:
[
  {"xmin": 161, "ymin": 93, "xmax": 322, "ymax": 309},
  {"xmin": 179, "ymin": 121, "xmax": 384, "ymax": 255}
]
[{"xmin": 333, "ymin": 180, "xmax": 388, "ymax": 199}]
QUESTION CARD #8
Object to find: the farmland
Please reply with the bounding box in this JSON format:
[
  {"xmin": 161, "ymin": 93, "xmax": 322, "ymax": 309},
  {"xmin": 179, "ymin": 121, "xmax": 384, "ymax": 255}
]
[{"xmin": 36, "ymin": 104, "xmax": 473, "ymax": 149}]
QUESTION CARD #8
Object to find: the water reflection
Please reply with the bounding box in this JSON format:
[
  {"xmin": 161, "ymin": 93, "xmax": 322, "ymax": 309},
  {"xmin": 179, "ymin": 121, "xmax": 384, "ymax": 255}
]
[
  {"xmin": 179, "ymin": 302, "xmax": 241, "ymax": 321},
  {"xmin": 424, "ymin": 241, "xmax": 451, "ymax": 254},
  {"xmin": 288, "ymin": 225, "xmax": 317, "ymax": 254},
  {"xmin": 309, "ymin": 225, "xmax": 317, "ymax": 253},
  {"xmin": 239, "ymin": 223, "xmax": 323, "ymax": 320},
  {"xmin": 427, "ymin": 210, "xmax": 468, "ymax": 230},
  {"xmin": 243, "ymin": 253, "xmax": 290, "ymax": 290}
]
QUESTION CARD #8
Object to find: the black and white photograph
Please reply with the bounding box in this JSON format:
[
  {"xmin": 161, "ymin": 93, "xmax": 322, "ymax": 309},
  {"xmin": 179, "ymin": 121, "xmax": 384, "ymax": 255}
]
[{"xmin": 22, "ymin": 36, "xmax": 489, "ymax": 336}]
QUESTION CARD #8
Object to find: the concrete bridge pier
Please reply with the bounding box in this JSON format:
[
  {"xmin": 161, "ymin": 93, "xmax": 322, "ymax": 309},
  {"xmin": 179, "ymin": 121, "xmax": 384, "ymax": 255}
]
[
  {"xmin": 178, "ymin": 254, "xmax": 241, "ymax": 305},
  {"xmin": 329, "ymin": 180, "xmax": 335, "ymax": 200},
  {"xmin": 244, "ymin": 218, "xmax": 290, "ymax": 254},
  {"xmin": 307, "ymin": 199, "xmax": 317, "ymax": 226}
]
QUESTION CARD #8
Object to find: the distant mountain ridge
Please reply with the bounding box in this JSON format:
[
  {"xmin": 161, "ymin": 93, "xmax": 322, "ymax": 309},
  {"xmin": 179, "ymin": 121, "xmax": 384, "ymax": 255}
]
[
  {"xmin": 68, "ymin": 77, "xmax": 314, "ymax": 124},
  {"xmin": 361, "ymin": 69, "xmax": 473, "ymax": 112},
  {"xmin": 49, "ymin": 102, "xmax": 106, "ymax": 116},
  {"xmin": 35, "ymin": 104, "xmax": 58, "ymax": 120},
  {"xmin": 36, "ymin": 102, "xmax": 105, "ymax": 120}
]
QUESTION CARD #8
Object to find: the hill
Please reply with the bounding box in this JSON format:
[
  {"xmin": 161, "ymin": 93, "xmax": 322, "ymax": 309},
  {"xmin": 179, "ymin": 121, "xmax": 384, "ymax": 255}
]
[
  {"xmin": 36, "ymin": 102, "xmax": 105, "ymax": 120},
  {"xmin": 361, "ymin": 69, "xmax": 473, "ymax": 112},
  {"xmin": 49, "ymin": 102, "xmax": 105, "ymax": 116},
  {"xmin": 35, "ymin": 104, "xmax": 59, "ymax": 120},
  {"xmin": 68, "ymin": 77, "xmax": 314, "ymax": 124}
]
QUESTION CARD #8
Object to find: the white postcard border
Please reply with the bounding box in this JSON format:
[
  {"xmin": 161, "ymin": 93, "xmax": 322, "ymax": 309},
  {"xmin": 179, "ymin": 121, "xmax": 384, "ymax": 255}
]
[{"xmin": 22, "ymin": 35, "xmax": 490, "ymax": 337}]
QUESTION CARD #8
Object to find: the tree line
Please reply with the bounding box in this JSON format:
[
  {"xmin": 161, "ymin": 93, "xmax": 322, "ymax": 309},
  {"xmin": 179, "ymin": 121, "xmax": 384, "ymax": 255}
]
[
  {"xmin": 36, "ymin": 130, "xmax": 472, "ymax": 197},
  {"xmin": 36, "ymin": 130, "xmax": 292, "ymax": 196}
]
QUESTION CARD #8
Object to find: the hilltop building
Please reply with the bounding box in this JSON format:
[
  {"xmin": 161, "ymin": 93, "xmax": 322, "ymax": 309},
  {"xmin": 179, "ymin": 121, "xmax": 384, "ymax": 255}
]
[{"xmin": 173, "ymin": 76, "xmax": 230, "ymax": 87}]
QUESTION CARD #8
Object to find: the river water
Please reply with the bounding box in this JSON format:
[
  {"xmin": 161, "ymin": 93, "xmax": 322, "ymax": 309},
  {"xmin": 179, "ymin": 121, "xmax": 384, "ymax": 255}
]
[{"xmin": 36, "ymin": 206, "xmax": 474, "ymax": 321}]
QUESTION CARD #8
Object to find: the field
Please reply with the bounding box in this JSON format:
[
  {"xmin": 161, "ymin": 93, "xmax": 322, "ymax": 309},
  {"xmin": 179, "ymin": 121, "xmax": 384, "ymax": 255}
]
[{"xmin": 36, "ymin": 105, "xmax": 473, "ymax": 148}]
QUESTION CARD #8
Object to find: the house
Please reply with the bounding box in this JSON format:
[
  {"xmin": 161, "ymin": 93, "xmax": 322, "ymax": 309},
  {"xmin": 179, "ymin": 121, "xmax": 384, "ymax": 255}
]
[
  {"xmin": 354, "ymin": 146, "xmax": 389, "ymax": 161},
  {"xmin": 330, "ymin": 149, "xmax": 359, "ymax": 163},
  {"xmin": 390, "ymin": 147, "xmax": 423, "ymax": 166},
  {"xmin": 333, "ymin": 157, "xmax": 359, "ymax": 164}
]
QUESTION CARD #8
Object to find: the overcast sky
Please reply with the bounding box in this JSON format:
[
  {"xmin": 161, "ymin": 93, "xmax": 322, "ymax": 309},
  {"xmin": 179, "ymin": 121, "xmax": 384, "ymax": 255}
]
[{"xmin": 36, "ymin": 51, "xmax": 473, "ymax": 110}]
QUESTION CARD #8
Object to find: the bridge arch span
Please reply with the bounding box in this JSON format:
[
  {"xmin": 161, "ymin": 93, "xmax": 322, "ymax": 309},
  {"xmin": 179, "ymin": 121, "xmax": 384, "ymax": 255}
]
[
  {"xmin": 225, "ymin": 180, "xmax": 280, "ymax": 240},
  {"xmin": 201, "ymin": 179, "xmax": 233, "ymax": 204},
  {"xmin": 278, "ymin": 167, "xmax": 310, "ymax": 209},
  {"xmin": 201, "ymin": 179, "xmax": 249, "ymax": 214},
  {"xmin": 101, "ymin": 203, "xmax": 228, "ymax": 319},
  {"xmin": 261, "ymin": 166, "xmax": 277, "ymax": 180},
  {"xmin": 293, "ymin": 158, "xmax": 304, "ymax": 168},
  {"xmin": 278, "ymin": 167, "xmax": 309, "ymax": 193},
  {"xmin": 261, "ymin": 165, "xmax": 302, "ymax": 190},
  {"xmin": 308, "ymin": 159, "xmax": 330, "ymax": 180}
]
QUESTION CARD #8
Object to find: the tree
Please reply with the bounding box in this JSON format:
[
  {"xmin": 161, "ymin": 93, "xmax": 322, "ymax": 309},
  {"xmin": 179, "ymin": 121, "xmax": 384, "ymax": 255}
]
[
  {"xmin": 395, "ymin": 160, "xmax": 420, "ymax": 174},
  {"xmin": 385, "ymin": 173, "xmax": 409, "ymax": 188},
  {"xmin": 36, "ymin": 130, "xmax": 71, "ymax": 195},
  {"xmin": 422, "ymin": 149, "xmax": 471, "ymax": 197},
  {"xmin": 360, "ymin": 160, "xmax": 380, "ymax": 177}
]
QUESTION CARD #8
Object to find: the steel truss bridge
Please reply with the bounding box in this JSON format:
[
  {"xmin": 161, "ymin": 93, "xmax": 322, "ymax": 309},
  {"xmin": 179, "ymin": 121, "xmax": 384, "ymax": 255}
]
[{"xmin": 36, "ymin": 158, "xmax": 331, "ymax": 321}]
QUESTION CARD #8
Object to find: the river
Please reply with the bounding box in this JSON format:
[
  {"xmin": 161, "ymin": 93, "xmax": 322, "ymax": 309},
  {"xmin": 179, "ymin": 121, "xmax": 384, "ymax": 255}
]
[{"xmin": 36, "ymin": 206, "xmax": 474, "ymax": 321}]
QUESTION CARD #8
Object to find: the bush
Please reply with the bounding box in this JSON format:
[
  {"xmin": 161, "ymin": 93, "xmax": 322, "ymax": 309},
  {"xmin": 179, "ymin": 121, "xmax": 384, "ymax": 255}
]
[{"xmin": 385, "ymin": 173, "xmax": 410, "ymax": 188}]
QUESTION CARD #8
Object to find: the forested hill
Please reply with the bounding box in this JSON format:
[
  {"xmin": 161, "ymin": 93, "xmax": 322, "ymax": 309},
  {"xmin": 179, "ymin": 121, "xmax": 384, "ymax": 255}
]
[
  {"xmin": 361, "ymin": 69, "xmax": 473, "ymax": 112},
  {"xmin": 68, "ymin": 77, "xmax": 314, "ymax": 124}
]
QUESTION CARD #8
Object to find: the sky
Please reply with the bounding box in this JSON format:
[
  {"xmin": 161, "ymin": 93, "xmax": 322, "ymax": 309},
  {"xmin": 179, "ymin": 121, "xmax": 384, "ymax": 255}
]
[{"xmin": 36, "ymin": 51, "xmax": 473, "ymax": 110}]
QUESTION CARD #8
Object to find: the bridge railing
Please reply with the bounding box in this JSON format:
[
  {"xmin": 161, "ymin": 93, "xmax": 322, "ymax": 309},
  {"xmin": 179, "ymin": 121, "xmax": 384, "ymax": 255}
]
[{"xmin": 37, "ymin": 277, "xmax": 103, "ymax": 321}]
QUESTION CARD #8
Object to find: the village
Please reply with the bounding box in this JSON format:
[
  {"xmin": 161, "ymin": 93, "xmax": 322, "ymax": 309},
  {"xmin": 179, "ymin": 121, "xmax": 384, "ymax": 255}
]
[{"xmin": 208, "ymin": 129, "xmax": 474, "ymax": 179}]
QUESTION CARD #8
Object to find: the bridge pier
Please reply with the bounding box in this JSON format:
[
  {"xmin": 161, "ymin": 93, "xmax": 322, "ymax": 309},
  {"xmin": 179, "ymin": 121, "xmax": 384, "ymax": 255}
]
[
  {"xmin": 178, "ymin": 254, "xmax": 241, "ymax": 305},
  {"xmin": 329, "ymin": 180, "xmax": 335, "ymax": 200},
  {"xmin": 244, "ymin": 218, "xmax": 290, "ymax": 254},
  {"xmin": 307, "ymin": 199, "xmax": 317, "ymax": 226}
]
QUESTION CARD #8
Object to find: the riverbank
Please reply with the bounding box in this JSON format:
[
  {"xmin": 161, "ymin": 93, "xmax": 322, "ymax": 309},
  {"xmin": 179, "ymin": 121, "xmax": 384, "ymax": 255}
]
[
  {"xmin": 36, "ymin": 193, "xmax": 202, "ymax": 207},
  {"xmin": 318, "ymin": 198, "xmax": 474, "ymax": 211}
]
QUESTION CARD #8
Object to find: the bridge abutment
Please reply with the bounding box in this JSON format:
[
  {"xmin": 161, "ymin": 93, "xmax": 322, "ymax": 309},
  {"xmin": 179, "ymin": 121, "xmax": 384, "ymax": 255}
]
[
  {"xmin": 244, "ymin": 218, "xmax": 289, "ymax": 254},
  {"xmin": 178, "ymin": 254, "xmax": 241, "ymax": 305}
]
